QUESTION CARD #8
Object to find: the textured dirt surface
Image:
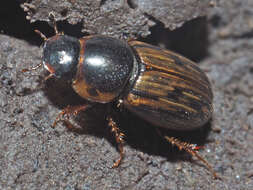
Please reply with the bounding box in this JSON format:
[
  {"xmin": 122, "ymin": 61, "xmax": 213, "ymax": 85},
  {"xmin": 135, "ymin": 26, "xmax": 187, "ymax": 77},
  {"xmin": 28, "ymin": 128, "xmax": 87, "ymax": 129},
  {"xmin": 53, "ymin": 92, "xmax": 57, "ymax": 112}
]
[
  {"xmin": 0, "ymin": 0, "xmax": 253, "ymax": 189},
  {"xmin": 21, "ymin": 0, "xmax": 211, "ymax": 38}
]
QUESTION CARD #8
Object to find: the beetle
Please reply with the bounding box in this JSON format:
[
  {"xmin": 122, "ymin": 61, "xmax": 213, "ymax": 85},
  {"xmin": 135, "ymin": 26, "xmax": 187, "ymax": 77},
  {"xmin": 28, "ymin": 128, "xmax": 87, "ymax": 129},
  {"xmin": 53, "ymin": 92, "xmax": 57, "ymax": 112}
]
[{"xmin": 23, "ymin": 14, "xmax": 218, "ymax": 178}]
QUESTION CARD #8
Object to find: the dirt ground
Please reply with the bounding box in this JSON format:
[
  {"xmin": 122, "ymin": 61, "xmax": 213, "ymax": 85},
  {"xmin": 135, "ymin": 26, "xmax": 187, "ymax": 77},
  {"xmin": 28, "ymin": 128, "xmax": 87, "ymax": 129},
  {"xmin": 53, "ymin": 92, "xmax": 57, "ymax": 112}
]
[{"xmin": 0, "ymin": 0, "xmax": 252, "ymax": 189}]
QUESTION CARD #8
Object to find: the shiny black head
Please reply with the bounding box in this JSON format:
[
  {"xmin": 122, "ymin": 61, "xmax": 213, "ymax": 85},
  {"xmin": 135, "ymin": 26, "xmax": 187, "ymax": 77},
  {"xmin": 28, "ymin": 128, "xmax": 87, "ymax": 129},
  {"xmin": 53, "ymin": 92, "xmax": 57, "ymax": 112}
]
[{"xmin": 42, "ymin": 35, "xmax": 80, "ymax": 81}]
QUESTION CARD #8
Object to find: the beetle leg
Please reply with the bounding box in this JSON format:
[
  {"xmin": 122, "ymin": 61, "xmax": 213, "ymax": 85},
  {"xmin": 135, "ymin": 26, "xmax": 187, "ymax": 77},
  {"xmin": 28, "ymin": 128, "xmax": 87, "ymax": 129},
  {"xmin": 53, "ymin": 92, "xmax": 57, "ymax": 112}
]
[
  {"xmin": 53, "ymin": 104, "xmax": 91, "ymax": 129},
  {"xmin": 107, "ymin": 116, "xmax": 125, "ymax": 168},
  {"xmin": 156, "ymin": 129, "xmax": 220, "ymax": 179},
  {"xmin": 22, "ymin": 62, "xmax": 43, "ymax": 73}
]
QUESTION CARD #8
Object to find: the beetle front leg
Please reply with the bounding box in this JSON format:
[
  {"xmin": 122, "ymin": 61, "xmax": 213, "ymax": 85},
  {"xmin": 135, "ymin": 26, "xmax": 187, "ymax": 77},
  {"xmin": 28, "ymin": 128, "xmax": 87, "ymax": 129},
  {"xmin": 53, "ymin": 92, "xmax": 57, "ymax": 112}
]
[
  {"xmin": 107, "ymin": 116, "xmax": 125, "ymax": 168},
  {"xmin": 53, "ymin": 104, "xmax": 91, "ymax": 130}
]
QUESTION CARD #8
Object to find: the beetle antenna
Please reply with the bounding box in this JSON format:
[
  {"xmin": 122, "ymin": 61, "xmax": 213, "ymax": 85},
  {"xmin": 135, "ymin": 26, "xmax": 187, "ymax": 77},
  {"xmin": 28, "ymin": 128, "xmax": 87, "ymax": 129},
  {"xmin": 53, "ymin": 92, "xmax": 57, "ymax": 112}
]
[
  {"xmin": 22, "ymin": 62, "xmax": 43, "ymax": 73},
  {"xmin": 34, "ymin": 30, "xmax": 48, "ymax": 41},
  {"xmin": 49, "ymin": 12, "xmax": 59, "ymax": 34}
]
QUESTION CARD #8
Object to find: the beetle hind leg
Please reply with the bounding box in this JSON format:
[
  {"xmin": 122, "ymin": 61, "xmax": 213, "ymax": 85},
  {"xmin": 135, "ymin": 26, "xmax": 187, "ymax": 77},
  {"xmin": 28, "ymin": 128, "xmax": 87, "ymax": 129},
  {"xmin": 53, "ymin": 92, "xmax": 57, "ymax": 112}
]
[
  {"xmin": 156, "ymin": 129, "xmax": 220, "ymax": 179},
  {"xmin": 107, "ymin": 116, "xmax": 125, "ymax": 168}
]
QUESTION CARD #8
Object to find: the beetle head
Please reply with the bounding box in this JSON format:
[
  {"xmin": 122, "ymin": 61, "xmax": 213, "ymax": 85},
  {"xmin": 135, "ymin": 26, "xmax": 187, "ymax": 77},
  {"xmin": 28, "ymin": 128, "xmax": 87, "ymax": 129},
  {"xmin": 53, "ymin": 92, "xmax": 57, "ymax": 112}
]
[
  {"xmin": 42, "ymin": 34, "xmax": 80, "ymax": 81},
  {"xmin": 24, "ymin": 13, "xmax": 80, "ymax": 82}
]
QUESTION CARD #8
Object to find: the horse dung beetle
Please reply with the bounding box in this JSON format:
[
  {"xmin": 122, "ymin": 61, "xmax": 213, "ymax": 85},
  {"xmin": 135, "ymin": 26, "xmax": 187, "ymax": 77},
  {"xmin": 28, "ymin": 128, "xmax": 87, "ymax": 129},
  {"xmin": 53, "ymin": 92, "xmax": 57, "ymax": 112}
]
[{"xmin": 23, "ymin": 13, "xmax": 218, "ymax": 179}]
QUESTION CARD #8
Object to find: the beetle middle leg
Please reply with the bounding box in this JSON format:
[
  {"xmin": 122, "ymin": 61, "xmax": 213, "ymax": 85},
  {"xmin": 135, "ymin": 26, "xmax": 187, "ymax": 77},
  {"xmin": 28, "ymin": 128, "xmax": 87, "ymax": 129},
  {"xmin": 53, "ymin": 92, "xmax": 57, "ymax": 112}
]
[
  {"xmin": 53, "ymin": 104, "xmax": 91, "ymax": 130},
  {"xmin": 107, "ymin": 116, "xmax": 125, "ymax": 168}
]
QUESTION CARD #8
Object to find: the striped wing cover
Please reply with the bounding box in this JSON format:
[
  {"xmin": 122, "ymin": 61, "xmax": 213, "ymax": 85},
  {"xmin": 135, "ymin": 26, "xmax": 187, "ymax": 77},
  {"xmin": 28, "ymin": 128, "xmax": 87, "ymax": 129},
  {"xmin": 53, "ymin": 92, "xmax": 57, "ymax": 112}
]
[{"xmin": 123, "ymin": 41, "xmax": 213, "ymax": 130}]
